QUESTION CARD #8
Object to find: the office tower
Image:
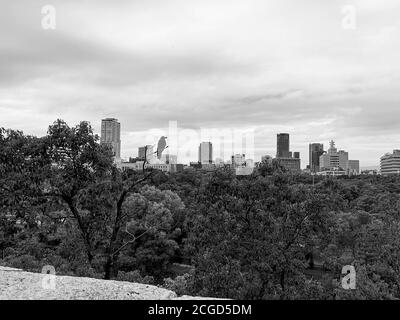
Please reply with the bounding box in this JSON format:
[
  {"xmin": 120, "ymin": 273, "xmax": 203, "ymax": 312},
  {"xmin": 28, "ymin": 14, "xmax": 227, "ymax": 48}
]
[
  {"xmin": 276, "ymin": 133, "xmax": 290, "ymax": 158},
  {"xmin": 318, "ymin": 140, "xmax": 359, "ymax": 176},
  {"xmin": 101, "ymin": 118, "xmax": 121, "ymax": 159},
  {"xmin": 275, "ymin": 133, "xmax": 300, "ymax": 172},
  {"xmin": 380, "ymin": 150, "xmax": 400, "ymax": 176},
  {"xmin": 319, "ymin": 141, "xmax": 348, "ymax": 171},
  {"xmin": 309, "ymin": 143, "xmax": 324, "ymax": 172},
  {"xmin": 348, "ymin": 160, "xmax": 360, "ymax": 175},
  {"xmin": 138, "ymin": 145, "xmax": 154, "ymax": 162},
  {"xmin": 198, "ymin": 142, "xmax": 213, "ymax": 164}
]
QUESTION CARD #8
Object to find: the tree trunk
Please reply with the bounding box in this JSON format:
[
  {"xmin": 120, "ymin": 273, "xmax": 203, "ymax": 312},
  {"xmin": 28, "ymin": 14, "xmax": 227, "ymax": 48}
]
[
  {"xmin": 104, "ymin": 255, "xmax": 113, "ymax": 280},
  {"xmin": 280, "ymin": 270, "xmax": 285, "ymax": 290}
]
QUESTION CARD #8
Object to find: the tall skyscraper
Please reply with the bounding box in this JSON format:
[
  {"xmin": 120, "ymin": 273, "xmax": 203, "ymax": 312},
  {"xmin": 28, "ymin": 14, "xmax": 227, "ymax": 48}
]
[
  {"xmin": 276, "ymin": 133, "xmax": 290, "ymax": 158},
  {"xmin": 275, "ymin": 133, "xmax": 300, "ymax": 172},
  {"xmin": 101, "ymin": 118, "xmax": 121, "ymax": 159},
  {"xmin": 309, "ymin": 143, "xmax": 324, "ymax": 172},
  {"xmin": 198, "ymin": 142, "xmax": 213, "ymax": 164}
]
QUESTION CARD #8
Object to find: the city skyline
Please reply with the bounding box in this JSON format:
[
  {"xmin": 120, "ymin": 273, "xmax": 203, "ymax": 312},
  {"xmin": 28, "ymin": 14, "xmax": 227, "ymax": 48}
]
[
  {"xmin": 2, "ymin": 0, "xmax": 400, "ymax": 168},
  {"xmin": 102, "ymin": 118, "xmax": 364, "ymax": 171}
]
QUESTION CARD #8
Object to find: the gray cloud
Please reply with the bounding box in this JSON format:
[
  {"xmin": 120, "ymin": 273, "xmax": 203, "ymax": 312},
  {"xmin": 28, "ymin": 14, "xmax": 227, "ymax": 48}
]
[{"xmin": 1, "ymin": 0, "xmax": 400, "ymax": 167}]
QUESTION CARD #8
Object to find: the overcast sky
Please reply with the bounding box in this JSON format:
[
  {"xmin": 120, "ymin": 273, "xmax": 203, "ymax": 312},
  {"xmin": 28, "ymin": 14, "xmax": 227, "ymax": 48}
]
[{"xmin": 1, "ymin": 0, "xmax": 400, "ymax": 167}]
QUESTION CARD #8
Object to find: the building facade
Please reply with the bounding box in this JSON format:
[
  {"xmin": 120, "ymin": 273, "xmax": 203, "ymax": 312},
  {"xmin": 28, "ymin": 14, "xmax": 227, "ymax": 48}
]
[
  {"xmin": 380, "ymin": 150, "xmax": 400, "ymax": 176},
  {"xmin": 309, "ymin": 143, "xmax": 324, "ymax": 173},
  {"xmin": 319, "ymin": 141, "xmax": 348, "ymax": 171},
  {"xmin": 277, "ymin": 133, "xmax": 290, "ymax": 158},
  {"xmin": 276, "ymin": 157, "xmax": 301, "ymax": 172},
  {"xmin": 275, "ymin": 133, "xmax": 301, "ymax": 172},
  {"xmin": 231, "ymin": 154, "xmax": 246, "ymax": 168},
  {"xmin": 161, "ymin": 154, "xmax": 177, "ymax": 164},
  {"xmin": 348, "ymin": 160, "xmax": 360, "ymax": 175},
  {"xmin": 101, "ymin": 118, "xmax": 121, "ymax": 159},
  {"xmin": 319, "ymin": 140, "xmax": 360, "ymax": 176},
  {"xmin": 138, "ymin": 145, "xmax": 154, "ymax": 162},
  {"xmin": 117, "ymin": 161, "xmax": 183, "ymax": 173},
  {"xmin": 198, "ymin": 142, "xmax": 213, "ymax": 164}
]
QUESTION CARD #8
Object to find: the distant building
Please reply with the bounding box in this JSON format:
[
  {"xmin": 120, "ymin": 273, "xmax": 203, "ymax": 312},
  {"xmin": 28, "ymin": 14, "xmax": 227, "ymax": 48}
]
[
  {"xmin": 201, "ymin": 163, "xmax": 217, "ymax": 171},
  {"xmin": 117, "ymin": 161, "xmax": 183, "ymax": 173},
  {"xmin": 276, "ymin": 157, "xmax": 301, "ymax": 172},
  {"xmin": 138, "ymin": 145, "xmax": 154, "ymax": 162},
  {"xmin": 161, "ymin": 154, "xmax": 177, "ymax": 164},
  {"xmin": 277, "ymin": 133, "xmax": 290, "ymax": 158},
  {"xmin": 231, "ymin": 154, "xmax": 246, "ymax": 168},
  {"xmin": 316, "ymin": 168, "xmax": 347, "ymax": 176},
  {"xmin": 320, "ymin": 141, "xmax": 348, "ymax": 171},
  {"xmin": 245, "ymin": 159, "xmax": 254, "ymax": 168},
  {"xmin": 361, "ymin": 169, "xmax": 378, "ymax": 175},
  {"xmin": 199, "ymin": 142, "xmax": 213, "ymax": 164},
  {"xmin": 348, "ymin": 160, "xmax": 360, "ymax": 175},
  {"xmin": 380, "ymin": 150, "xmax": 400, "ymax": 176},
  {"xmin": 215, "ymin": 158, "xmax": 224, "ymax": 167},
  {"xmin": 309, "ymin": 143, "xmax": 324, "ymax": 173},
  {"xmin": 319, "ymin": 140, "xmax": 359, "ymax": 176},
  {"xmin": 275, "ymin": 133, "xmax": 301, "ymax": 172},
  {"xmin": 101, "ymin": 118, "xmax": 121, "ymax": 159},
  {"xmin": 189, "ymin": 162, "xmax": 202, "ymax": 169},
  {"xmin": 235, "ymin": 167, "xmax": 254, "ymax": 176}
]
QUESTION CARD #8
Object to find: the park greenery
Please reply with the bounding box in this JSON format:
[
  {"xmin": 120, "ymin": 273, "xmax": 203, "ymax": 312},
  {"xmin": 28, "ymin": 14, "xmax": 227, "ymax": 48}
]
[{"xmin": 1, "ymin": 120, "xmax": 400, "ymax": 299}]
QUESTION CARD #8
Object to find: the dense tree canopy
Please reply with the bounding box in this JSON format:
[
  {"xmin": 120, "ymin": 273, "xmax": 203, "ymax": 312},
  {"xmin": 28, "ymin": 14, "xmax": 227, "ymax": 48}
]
[{"xmin": 1, "ymin": 120, "xmax": 400, "ymax": 299}]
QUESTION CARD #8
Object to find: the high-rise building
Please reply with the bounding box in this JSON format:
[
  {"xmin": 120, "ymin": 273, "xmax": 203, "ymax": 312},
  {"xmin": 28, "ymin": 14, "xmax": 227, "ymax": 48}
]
[
  {"xmin": 320, "ymin": 141, "xmax": 348, "ymax": 171},
  {"xmin": 275, "ymin": 133, "xmax": 301, "ymax": 172},
  {"xmin": 380, "ymin": 150, "xmax": 400, "ymax": 176},
  {"xmin": 319, "ymin": 140, "xmax": 359, "ymax": 176},
  {"xmin": 101, "ymin": 118, "xmax": 121, "ymax": 159},
  {"xmin": 198, "ymin": 142, "xmax": 213, "ymax": 164},
  {"xmin": 138, "ymin": 145, "xmax": 154, "ymax": 162},
  {"xmin": 309, "ymin": 143, "xmax": 324, "ymax": 173},
  {"xmin": 277, "ymin": 133, "xmax": 290, "ymax": 158}
]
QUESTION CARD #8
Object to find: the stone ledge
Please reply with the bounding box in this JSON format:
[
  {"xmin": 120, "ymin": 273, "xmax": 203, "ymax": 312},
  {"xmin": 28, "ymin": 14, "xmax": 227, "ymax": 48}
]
[{"xmin": 0, "ymin": 266, "xmax": 219, "ymax": 300}]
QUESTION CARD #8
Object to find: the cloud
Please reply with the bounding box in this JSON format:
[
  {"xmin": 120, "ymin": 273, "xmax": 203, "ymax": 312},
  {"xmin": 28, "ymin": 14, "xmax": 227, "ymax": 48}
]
[{"xmin": 0, "ymin": 0, "xmax": 399, "ymax": 167}]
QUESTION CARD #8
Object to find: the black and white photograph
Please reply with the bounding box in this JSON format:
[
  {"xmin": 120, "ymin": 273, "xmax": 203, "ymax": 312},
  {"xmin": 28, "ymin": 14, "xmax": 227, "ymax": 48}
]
[{"xmin": 1, "ymin": 0, "xmax": 400, "ymax": 311}]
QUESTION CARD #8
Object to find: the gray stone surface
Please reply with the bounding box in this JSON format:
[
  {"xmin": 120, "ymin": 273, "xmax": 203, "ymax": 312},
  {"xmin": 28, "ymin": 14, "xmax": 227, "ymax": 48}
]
[
  {"xmin": 0, "ymin": 266, "xmax": 177, "ymax": 300},
  {"xmin": 0, "ymin": 266, "xmax": 220, "ymax": 300}
]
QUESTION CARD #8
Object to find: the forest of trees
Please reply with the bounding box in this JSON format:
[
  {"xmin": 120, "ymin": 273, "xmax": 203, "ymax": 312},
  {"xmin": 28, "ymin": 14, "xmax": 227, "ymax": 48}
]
[{"xmin": 1, "ymin": 120, "xmax": 400, "ymax": 299}]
